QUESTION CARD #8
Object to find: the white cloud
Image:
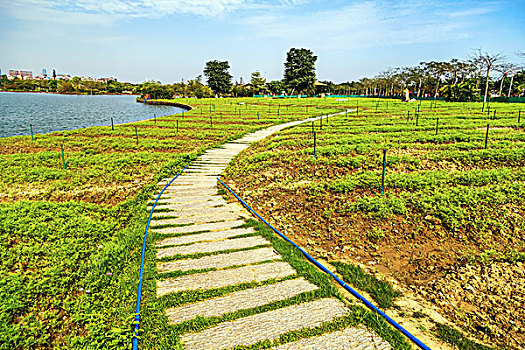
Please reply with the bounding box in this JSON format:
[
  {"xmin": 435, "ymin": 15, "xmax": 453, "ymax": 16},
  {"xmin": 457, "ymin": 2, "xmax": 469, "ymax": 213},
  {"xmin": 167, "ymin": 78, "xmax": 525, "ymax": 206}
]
[
  {"xmin": 1, "ymin": 0, "xmax": 306, "ymax": 22},
  {"xmin": 2, "ymin": 0, "xmax": 111, "ymax": 26},
  {"xmin": 447, "ymin": 6, "xmax": 495, "ymax": 18},
  {"xmin": 238, "ymin": 1, "xmax": 495, "ymax": 50},
  {"xmin": 83, "ymin": 35, "xmax": 133, "ymax": 45},
  {"xmin": 0, "ymin": 0, "xmax": 497, "ymax": 49}
]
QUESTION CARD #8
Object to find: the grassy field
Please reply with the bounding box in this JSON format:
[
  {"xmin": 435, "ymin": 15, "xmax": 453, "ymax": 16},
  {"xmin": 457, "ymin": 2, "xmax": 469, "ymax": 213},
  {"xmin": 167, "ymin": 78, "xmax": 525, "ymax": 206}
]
[
  {"xmin": 0, "ymin": 98, "xmax": 346, "ymax": 349},
  {"xmin": 224, "ymin": 98, "xmax": 525, "ymax": 349},
  {"xmin": 3, "ymin": 96, "xmax": 522, "ymax": 349}
]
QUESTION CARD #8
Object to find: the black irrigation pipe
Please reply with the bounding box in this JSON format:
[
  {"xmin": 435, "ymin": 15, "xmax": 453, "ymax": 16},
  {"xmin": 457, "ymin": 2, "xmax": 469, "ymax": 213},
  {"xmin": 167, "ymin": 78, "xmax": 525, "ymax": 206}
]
[
  {"xmin": 132, "ymin": 160, "xmax": 193, "ymax": 350},
  {"xmin": 217, "ymin": 177, "xmax": 432, "ymax": 350}
]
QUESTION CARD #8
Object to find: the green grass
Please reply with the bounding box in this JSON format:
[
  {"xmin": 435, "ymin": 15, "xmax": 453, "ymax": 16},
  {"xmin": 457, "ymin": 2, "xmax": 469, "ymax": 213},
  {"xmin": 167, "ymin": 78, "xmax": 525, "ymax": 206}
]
[
  {"xmin": 0, "ymin": 97, "xmax": 347, "ymax": 349},
  {"xmin": 331, "ymin": 261, "xmax": 400, "ymax": 309},
  {"xmin": 226, "ymin": 98, "xmax": 525, "ymax": 239},
  {"xmin": 434, "ymin": 323, "xmax": 503, "ymax": 350},
  {"xmin": 1, "ymin": 98, "xmax": 343, "ymax": 205},
  {"xmin": 5, "ymin": 97, "xmax": 521, "ymax": 349},
  {"xmin": 0, "ymin": 185, "xmax": 153, "ymax": 349}
]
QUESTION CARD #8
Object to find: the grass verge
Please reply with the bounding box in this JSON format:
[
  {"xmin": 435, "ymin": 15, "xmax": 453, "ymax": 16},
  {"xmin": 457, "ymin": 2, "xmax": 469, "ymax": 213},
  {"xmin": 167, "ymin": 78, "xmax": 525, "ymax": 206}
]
[{"xmin": 331, "ymin": 261, "xmax": 401, "ymax": 309}]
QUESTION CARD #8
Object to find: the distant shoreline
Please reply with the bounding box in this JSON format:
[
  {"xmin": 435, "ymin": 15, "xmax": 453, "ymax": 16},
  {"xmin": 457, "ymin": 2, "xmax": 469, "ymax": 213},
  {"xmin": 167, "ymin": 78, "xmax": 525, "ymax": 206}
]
[{"xmin": 0, "ymin": 90, "xmax": 139, "ymax": 96}]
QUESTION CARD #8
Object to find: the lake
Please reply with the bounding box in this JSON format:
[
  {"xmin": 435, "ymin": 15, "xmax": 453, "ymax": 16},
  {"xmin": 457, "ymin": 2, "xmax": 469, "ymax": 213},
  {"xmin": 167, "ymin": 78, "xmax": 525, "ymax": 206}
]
[{"xmin": 0, "ymin": 92, "xmax": 187, "ymax": 138}]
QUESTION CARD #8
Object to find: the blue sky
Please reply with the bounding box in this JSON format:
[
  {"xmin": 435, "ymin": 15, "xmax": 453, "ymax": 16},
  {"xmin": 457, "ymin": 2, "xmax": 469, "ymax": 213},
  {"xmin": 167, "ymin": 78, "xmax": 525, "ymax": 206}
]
[{"xmin": 0, "ymin": 0, "xmax": 524, "ymax": 84}]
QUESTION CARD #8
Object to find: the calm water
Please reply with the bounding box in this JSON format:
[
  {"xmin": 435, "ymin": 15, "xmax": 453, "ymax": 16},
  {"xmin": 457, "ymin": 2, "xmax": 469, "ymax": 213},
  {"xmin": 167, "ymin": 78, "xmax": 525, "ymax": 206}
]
[{"xmin": 0, "ymin": 92, "xmax": 187, "ymax": 138}]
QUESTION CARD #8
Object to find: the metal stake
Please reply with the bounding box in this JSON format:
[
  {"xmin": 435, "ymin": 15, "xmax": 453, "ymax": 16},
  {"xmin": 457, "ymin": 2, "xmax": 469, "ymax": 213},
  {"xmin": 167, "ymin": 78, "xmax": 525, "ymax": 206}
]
[
  {"xmin": 485, "ymin": 124, "xmax": 490, "ymax": 149},
  {"xmin": 60, "ymin": 144, "xmax": 66, "ymax": 169},
  {"xmin": 381, "ymin": 149, "xmax": 387, "ymax": 195}
]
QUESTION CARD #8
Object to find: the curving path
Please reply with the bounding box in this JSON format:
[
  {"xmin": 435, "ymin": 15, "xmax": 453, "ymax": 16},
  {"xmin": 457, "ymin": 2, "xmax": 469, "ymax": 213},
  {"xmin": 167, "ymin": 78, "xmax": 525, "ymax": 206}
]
[{"xmin": 149, "ymin": 111, "xmax": 392, "ymax": 349}]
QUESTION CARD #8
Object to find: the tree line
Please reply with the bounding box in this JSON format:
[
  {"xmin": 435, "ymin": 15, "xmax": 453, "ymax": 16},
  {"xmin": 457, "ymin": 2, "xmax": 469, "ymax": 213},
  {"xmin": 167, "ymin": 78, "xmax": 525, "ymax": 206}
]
[
  {"xmin": 324, "ymin": 50, "xmax": 525, "ymax": 102},
  {"xmin": 140, "ymin": 48, "xmax": 525, "ymax": 102},
  {"xmin": 0, "ymin": 75, "xmax": 136, "ymax": 94},
  {"xmin": 3, "ymin": 49, "xmax": 523, "ymax": 102},
  {"xmin": 139, "ymin": 48, "xmax": 318, "ymax": 99}
]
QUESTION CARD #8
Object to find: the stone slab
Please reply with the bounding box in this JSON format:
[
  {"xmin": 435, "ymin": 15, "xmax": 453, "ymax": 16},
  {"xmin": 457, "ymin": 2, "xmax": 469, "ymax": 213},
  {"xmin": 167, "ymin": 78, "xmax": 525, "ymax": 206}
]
[
  {"xmin": 269, "ymin": 327, "xmax": 392, "ymax": 350},
  {"xmin": 157, "ymin": 247, "xmax": 280, "ymax": 272},
  {"xmin": 148, "ymin": 199, "xmax": 227, "ymax": 212},
  {"xmin": 152, "ymin": 220, "xmax": 246, "ymax": 235},
  {"xmin": 156, "ymin": 227, "xmax": 255, "ymax": 247},
  {"xmin": 186, "ymin": 162, "xmax": 228, "ymax": 166},
  {"xmin": 156, "ymin": 236, "xmax": 269, "ymax": 258},
  {"xmin": 153, "ymin": 206, "xmax": 236, "ymax": 219},
  {"xmin": 161, "ymin": 184, "xmax": 217, "ymax": 191},
  {"xmin": 158, "ymin": 188, "xmax": 218, "ymax": 198},
  {"xmin": 152, "ymin": 212, "xmax": 239, "ymax": 226},
  {"xmin": 166, "ymin": 278, "xmax": 317, "ymax": 324},
  {"xmin": 185, "ymin": 168, "xmax": 224, "ymax": 173},
  {"xmin": 159, "ymin": 179, "xmax": 217, "ymax": 185},
  {"xmin": 156, "ymin": 261, "xmax": 296, "ymax": 296},
  {"xmin": 152, "ymin": 195, "xmax": 224, "ymax": 204},
  {"xmin": 180, "ymin": 298, "xmax": 348, "ymax": 350}
]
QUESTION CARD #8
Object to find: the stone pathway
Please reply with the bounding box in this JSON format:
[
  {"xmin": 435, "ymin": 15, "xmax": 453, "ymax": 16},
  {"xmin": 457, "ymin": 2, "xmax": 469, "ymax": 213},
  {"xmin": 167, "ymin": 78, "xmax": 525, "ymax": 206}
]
[{"xmin": 149, "ymin": 113, "xmax": 392, "ymax": 349}]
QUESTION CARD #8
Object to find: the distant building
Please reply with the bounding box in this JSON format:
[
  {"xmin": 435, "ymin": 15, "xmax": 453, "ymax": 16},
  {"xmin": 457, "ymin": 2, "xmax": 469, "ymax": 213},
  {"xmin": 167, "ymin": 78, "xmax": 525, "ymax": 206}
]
[
  {"xmin": 56, "ymin": 74, "xmax": 72, "ymax": 81},
  {"xmin": 42, "ymin": 68, "xmax": 47, "ymax": 76},
  {"xmin": 8, "ymin": 70, "xmax": 33, "ymax": 80},
  {"xmin": 97, "ymin": 77, "xmax": 117, "ymax": 83}
]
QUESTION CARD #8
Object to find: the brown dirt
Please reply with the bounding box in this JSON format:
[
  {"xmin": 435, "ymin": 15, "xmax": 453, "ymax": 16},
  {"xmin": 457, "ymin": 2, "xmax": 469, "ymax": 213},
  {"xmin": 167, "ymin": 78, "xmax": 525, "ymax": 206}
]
[
  {"xmin": 225, "ymin": 166, "xmax": 525, "ymax": 348},
  {"xmin": 423, "ymin": 261, "xmax": 525, "ymax": 348}
]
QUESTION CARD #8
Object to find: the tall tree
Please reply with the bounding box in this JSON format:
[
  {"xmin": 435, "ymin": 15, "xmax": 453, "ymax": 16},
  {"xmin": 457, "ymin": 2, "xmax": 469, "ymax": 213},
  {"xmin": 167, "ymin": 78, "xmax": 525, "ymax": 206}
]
[
  {"xmin": 250, "ymin": 71, "xmax": 266, "ymax": 95},
  {"xmin": 495, "ymin": 63, "xmax": 518, "ymax": 96},
  {"xmin": 283, "ymin": 48, "xmax": 317, "ymax": 95},
  {"xmin": 471, "ymin": 49, "xmax": 505, "ymax": 103},
  {"xmin": 422, "ymin": 61, "xmax": 447, "ymax": 97},
  {"xmin": 203, "ymin": 60, "xmax": 232, "ymax": 96},
  {"xmin": 406, "ymin": 66, "xmax": 425, "ymax": 97}
]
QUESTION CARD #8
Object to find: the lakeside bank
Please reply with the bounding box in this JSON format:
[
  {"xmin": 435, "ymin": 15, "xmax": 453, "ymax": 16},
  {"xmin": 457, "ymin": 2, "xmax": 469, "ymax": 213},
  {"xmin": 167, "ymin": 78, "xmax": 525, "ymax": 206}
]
[{"xmin": 136, "ymin": 97, "xmax": 193, "ymax": 111}]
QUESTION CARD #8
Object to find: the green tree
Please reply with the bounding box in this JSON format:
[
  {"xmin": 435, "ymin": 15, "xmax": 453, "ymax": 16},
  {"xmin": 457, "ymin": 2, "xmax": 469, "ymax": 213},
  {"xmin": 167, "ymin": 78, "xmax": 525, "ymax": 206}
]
[
  {"xmin": 186, "ymin": 77, "xmax": 213, "ymax": 98},
  {"xmin": 57, "ymin": 81, "xmax": 74, "ymax": 93},
  {"xmin": 107, "ymin": 81, "xmax": 123, "ymax": 93},
  {"xmin": 283, "ymin": 48, "xmax": 317, "ymax": 95},
  {"xmin": 440, "ymin": 82, "xmax": 478, "ymax": 102},
  {"xmin": 250, "ymin": 71, "xmax": 266, "ymax": 95},
  {"xmin": 48, "ymin": 80, "xmax": 58, "ymax": 92},
  {"xmin": 232, "ymin": 83, "xmax": 251, "ymax": 97},
  {"xmin": 0, "ymin": 74, "xmax": 8, "ymax": 89},
  {"xmin": 203, "ymin": 60, "xmax": 232, "ymax": 96},
  {"xmin": 266, "ymin": 80, "xmax": 286, "ymax": 95},
  {"xmin": 137, "ymin": 81, "xmax": 173, "ymax": 99}
]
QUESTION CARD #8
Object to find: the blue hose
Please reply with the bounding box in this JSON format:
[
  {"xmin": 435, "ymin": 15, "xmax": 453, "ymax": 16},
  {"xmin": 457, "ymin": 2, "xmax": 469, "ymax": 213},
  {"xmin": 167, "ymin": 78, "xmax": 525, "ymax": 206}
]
[
  {"xmin": 132, "ymin": 160, "xmax": 193, "ymax": 350},
  {"xmin": 217, "ymin": 177, "xmax": 432, "ymax": 350}
]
